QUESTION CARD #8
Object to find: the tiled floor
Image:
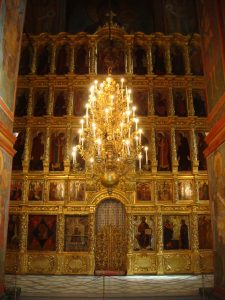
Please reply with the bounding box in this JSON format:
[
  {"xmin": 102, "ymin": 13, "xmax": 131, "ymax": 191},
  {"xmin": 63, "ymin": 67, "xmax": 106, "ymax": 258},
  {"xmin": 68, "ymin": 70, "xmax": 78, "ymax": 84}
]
[{"xmin": 5, "ymin": 274, "xmax": 214, "ymax": 299}]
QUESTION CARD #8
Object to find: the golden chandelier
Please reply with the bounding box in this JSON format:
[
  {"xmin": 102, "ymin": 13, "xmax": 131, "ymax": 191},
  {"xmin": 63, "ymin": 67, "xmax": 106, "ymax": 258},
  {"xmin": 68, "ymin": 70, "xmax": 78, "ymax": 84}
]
[{"xmin": 72, "ymin": 74, "xmax": 147, "ymax": 189}]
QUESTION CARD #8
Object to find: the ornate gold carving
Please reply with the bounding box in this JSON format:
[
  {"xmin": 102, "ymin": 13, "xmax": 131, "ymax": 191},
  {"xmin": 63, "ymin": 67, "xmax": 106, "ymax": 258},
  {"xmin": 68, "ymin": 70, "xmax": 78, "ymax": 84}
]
[
  {"xmin": 64, "ymin": 255, "xmax": 89, "ymax": 274},
  {"xmin": 164, "ymin": 254, "xmax": 191, "ymax": 273},
  {"xmin": 27, "ymin": 254, "xmax": 56, "ymax": 273},
  {"xmin": 199, "ymin": 252, "xmax": 214, "ymax": 273},
  {"xmin": 133, "ymin": 253, "xmax": 157, "ymax": 273}
]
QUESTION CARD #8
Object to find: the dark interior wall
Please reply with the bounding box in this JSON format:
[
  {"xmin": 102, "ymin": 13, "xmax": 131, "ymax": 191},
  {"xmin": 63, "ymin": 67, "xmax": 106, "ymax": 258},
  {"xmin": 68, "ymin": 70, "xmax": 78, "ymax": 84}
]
[{"xmin": 24, "ymin": 0, "xmax": 199, "ymax": 35}]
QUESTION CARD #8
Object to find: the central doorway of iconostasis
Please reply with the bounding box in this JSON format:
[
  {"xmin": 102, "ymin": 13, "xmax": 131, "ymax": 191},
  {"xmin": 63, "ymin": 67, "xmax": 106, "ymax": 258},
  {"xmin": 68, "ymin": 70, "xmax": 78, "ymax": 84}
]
[{"xmin": 95, "ymin": 199, "xmax": 127, "ymax": 275}]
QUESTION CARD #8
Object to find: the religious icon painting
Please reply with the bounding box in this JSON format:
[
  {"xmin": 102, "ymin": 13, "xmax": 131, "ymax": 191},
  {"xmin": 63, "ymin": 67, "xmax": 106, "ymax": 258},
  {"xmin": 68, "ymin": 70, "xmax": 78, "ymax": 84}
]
[
  {"xmin": 133, "ymin": 44, "xmax": 147, "ymax": 75},
  {"xmin": 189, "ymin": 45, "xmax": 204, "ymax": 76},
  {"xmin": 28, "ymin": 180, "xmax": 44, "ymax": 201},
  {"xmin": 12, "ymin": 129, "xmax": 26, "ymax": 171},
  {"xmin": 7, "ymin": 214, "xmax": 20, "ymax": 251},
  {"xmin": 49, "ymin": 181, "xmax": 65, "ymax": 201},
  {"xmin": 73, "ymin": 88, "xmax": 87, "ymax": 116},
  {"xmin": 155, "ymin": 131, "xmax": 171, "ymax": 171},
  {"xmin": 154, "ymin": 89, "xmax": 168, "ymax": 116},
  {"xmin": 136, "ymin": 182, "xmax": 152, "ymax": 201},
  {"xmin": 55, "ymin": 44, "xmax": 70, "ymax": 75},
  {"xmin": 157, "ymin": 180, "xmax": 173, "ymax": 202},
  {"xmin": 177, "ymin": 180, "xmax": 194, "ymax": 201},
  {"xmin": 10, "ymin": 180, "xmax": 23, "ymax": 201},
  {"xmin": 15, "ymin": 88, "xmax": 29, "ymax": 117},
  {"xmin": 33, "ymin": 88, "xmax": 48, "ymax": 117},
  {"xmin": 196, "ymin": 131, "xmax": 207, "ymax": 171},
  {"xmin": 49, "ymin": 130, "xmax": 66, "ymax": 171},
  {"xmin": 69, "ymin": 181, "xmax": 86, "ymax": 201},
  {"xmin": 70, "ymin": 133, "xmax": 85, "ymax": 171},
  {"xmin": 74, "ymin": 44, "xmax": 89, "ymax": 74},
  {"xmin": 53, "ymin": 89, "xmax": 68, "ymax": 116},
  {"xmin": 29, "ymin": 129, "xmax": 45, "ymax": 171},
  {"xmin": 133, "ymin": 89, "xmax": 149, "ymax": 116},
  {"xmin": 198, "ymin": 215, "xmax": 213, "ymax": 249},
  {"xmin": 192, "ymin": 89, "xmax": 207, "ymax": 117},
  {"xmin": 152, "ymin": 44, "xmax": 166, "ymax": 75},
  {"xmin": 198, "ymin": 181, "xmax": 209, "ymax": 200},
  {"xmin": 175, "ymin": 131, "xmax": 191, "ymax": 171},
  {"xmin": 173, "ymin": 89, "xmax": 187, "ymax": 117},
  {"xmin": 64, "ymin": 215, "xmax": 89, "ymax": 252},
  {"xmin": 133, "ymin": 215, "xmax": 155, "ymax": 251},
  {"xmin": 27, "ymin": 215, "xmax": 56, "ymax": 251},
  {"xmin": 163, "ymin": 215, "xmax": 190, "ymax": 250}
]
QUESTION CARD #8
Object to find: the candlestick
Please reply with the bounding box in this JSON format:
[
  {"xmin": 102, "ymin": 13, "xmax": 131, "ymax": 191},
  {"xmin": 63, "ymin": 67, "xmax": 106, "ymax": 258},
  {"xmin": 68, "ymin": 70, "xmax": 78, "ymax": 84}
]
[
  {"xmin": 138, "ymin": 153, "xmax": 142, "ymax": 170},
  {"xmin": 144, "ymin": 146, "xmax": 148, "ymax": 165}
]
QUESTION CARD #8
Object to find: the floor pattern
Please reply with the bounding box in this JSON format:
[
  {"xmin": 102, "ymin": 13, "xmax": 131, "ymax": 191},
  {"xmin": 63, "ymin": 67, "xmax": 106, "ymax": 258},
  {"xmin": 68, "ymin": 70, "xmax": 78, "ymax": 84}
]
[{"xmin": 5, "ymin": 274, "xmax": 214, "ymax": 299}]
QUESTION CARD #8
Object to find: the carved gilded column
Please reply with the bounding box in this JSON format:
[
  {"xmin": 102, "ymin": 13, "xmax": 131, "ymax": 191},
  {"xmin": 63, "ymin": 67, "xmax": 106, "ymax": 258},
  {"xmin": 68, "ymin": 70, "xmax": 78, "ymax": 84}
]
[
  {"xmin": 50, "ymin": 44, "xmax": 56, "ymax": 74},
  {"xmin": 165, "ymin": 41, "xmax": 172, "ymax": 74},
  {"xmin": 89, "ymin": 40, "xmax": 97, "ymax": 74},
  {"xmin": 147, "ymin": 42, "xmax": 153, "ymax": 75},
  {"xmin": 183, "ymin": 42, "xmax": 191, "ymax": 75},
  {"xmin": 150, "ymin": 127, "xmax": 157, "ymax": 173},
  {"xmin": 127, "ymin": 213, "xmax": 133, "ymax": 275},
  {"xmin": 69, "ymin": 45, "xmax": 75, "ymax": 74},
  {"xmin": 156, "ymin": 208, "xmax": 164, "ymax": 274},
  {"xmin": 168, "ymin": 86, "xmax": 175, "ymax": 116},
  {"xmin": 171, "ymin": 128, "xmax": 178, "ymax": 173},
  {"xmin": 43, "ymin": 127, "xmax": 50, "ymax": 172},
  {"xmin": 47, "ymin": 84, "xmax": 54, "ymax": 116},
  {"xmin": 64, "ymin": 126, "xmax": 71, "ymax": 172},
  {"xmin": 31, "ymin": 43, "xmax": 37, "ymax": 74},
  {"xmin": 125, "ymin": 40, "xmax": 132, "ymax": 75},
  {"xmin": 195, "ymin": 180, "xmax": 200, "ymax": 203},
  {"xmin": 27, "ymin": 87, "xmax": 33, "ymax": 116},
  {"xmin": 191, "ymin": 208, "xmax": 200, "ymax": 274},
  {"xmin": 174, "ymin": 179, "xmax": 179, "ymax": 202},
  {"xmin": 56, "ymin": 213, "xmax": 64, "ymax": 274},
  {"xmin": 67, "ymin": 84, "xmax": 74, "ymax": 115},
  {"xmin": 19, "ymin": 212, "xmax": 28, "ymax": 273},
  {"xmin": 89, "ymin": 211, "xmax": 95, "ymax": 274},
  {"xmin": 191, "ymin": 128, "xmax": 199, "ymax": 173},
  {"xmin": 148, "ymin": 85, "xmax": 154, "ymax": 116},
  {"xmin": 187, "ymin": 87, "xmax": 194, "ymax": 116},
  {"xmin": 22, "ymin": 127, "xmax": 30, "ymax": 171}
]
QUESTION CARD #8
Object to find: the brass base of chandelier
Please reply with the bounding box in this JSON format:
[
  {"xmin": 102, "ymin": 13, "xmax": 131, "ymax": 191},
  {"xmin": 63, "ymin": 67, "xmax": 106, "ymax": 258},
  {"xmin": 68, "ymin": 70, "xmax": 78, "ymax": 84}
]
[{"xmin": 100, "ymin": 171, "xmax": 120, "ymax": 190}]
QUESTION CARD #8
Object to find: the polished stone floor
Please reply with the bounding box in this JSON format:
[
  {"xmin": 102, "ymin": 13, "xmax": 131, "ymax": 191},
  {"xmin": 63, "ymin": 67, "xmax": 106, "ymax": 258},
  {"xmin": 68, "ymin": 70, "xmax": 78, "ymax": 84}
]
[{"xmin": 5, "ymin": 274, "xmax": 214, "ymax": 299}]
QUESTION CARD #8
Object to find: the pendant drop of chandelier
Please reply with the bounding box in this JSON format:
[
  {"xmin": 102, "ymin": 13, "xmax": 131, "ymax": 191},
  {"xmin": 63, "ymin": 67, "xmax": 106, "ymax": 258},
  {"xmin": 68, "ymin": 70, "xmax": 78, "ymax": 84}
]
[{"xmin": 72, "ymin": 72, "xmax": 147, "ymax": 190}]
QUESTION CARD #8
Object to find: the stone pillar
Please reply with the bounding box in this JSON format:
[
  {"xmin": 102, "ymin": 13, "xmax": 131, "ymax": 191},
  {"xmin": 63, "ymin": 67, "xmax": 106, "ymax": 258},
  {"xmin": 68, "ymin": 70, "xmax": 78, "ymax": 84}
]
[
  {"xmin": 165, "ymin": 42, "xmax": 172, "ymax": 74},
  {"xmin": 171, "ymin": 128, "xmax": 178, "ymax": 173}
]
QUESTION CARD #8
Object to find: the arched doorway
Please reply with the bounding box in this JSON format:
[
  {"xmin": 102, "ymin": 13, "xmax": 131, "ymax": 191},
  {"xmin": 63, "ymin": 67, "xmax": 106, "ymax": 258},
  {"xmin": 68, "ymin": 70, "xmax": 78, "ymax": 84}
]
[{"xmin": 95, "ymin": 199, "xmax": 127, "ymax": 275}]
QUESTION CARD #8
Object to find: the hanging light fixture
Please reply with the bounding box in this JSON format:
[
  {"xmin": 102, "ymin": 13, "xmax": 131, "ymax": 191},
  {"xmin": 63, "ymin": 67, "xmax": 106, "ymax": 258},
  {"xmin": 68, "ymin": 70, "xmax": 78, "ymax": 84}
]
[{"xmin": 72, "ymin": 71, "xmax": 148, "ymax": 191}]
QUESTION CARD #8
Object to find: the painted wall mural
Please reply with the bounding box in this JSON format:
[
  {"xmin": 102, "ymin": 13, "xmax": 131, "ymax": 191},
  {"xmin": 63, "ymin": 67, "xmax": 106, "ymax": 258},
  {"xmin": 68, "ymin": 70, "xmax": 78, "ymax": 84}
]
[
  {"xmin": 0, "ymin": 0, "xmax": 26, "ymax": 112},
  {"xmin": 207, "ymin": 143, "xmax": 225, "ymax": 288},
  {"xmin": 0, "ymin": 147, "xmax": 12, "ymax": 278}
]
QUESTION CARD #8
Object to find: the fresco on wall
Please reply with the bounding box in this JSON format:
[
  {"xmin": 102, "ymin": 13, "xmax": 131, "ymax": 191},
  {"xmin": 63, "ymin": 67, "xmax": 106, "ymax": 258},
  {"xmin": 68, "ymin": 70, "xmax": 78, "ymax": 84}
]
[
  {"xmin": 133, "ymin": 215, "xmax": 155, "ymax": 251},
  {"xmin": 27, "ymin": 215, "xmax": 56, "ymax": 251},
  {"xmin": 198, "ymin": 215, "xmax": 213, "ymax": 249},
  {"xmin": 0, "ymin": 147, "xmax": 12, "ymax": 277},
  {"xmin": 7, "ymin": 214, "xmax": 20, "ymax": 251},
  {"xmin": 199, "ymin": 0, "xmax": 225, "ymax": 112},
  {"xmin": 163, "ymin": 215, "xmax": 189, "ymax": 250},
  {"xmin": 0, "ymin": 0, "xmax": 26, "ymax": 111},
  {"xmin": 208, "ymin": 146, "xmax": 225, "ymax": 287},
  {"xmin": 64, "ymin": 215, "xmax": 89, "ymax": 251}
]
